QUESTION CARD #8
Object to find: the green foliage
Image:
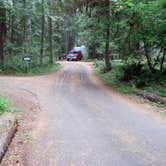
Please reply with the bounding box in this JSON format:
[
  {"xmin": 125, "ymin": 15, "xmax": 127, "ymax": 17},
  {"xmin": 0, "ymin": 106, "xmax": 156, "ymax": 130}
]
[
  {"xmin": 110, "ymin": 0, "xmax": 166, "ymax": 72},
  {"xmin": 94, "ymin": 60, "xmax": 135, "ymax": 95},
  {"xmin": 161, "ymin": 110, "xmax": 166, "ymax": 116},
  {"xmin": 0, "ymin": 96, "xmax": 14, "ymax": 115},
  {"xmin": 1, "ymin": 0, "xmax": 166, "ymax": 78},
  {"xmin": 0, "ymin": 63, "xmax": 60, "ymax": 76},
  {"xmin": 23, "ymin": 63, "xmax": 61, "ymax": 76},
  {"xmin": 134, "ymin": 70, "xmax": 166, "ymax": 89},
  {"xmin": 72, "ymin": 0, "xmax": 166, "ymax": 72},
  {"xmin": 94, "ymin": 60, "xmax": 166, "ymax": 97},
  {"xmin": 160, "ymin": 0, "xmax": 166, "ymax": 8},
  {"xmin": 1, "ymin": 0, "xmax": 65, "ymax": 71},
  {"xmin": 122, "ymin": 57, "xmax": 145, "ymax": 82},
  {"xmin": 74, "ymin": 2, "xmax": 110, "ymax": 59}
]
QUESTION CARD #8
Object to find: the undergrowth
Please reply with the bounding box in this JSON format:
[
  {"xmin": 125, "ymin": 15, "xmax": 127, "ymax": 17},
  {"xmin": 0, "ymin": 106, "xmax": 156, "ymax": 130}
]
[
  {"xmin": 0, "ymin": 96, "xmax": 14, "ymax": 115},
  {"xmin": 94, "ymin": 60, "xmax": 135, "ymax": 95},
  {"xmin": 94, "ymin": 60, "xmax": 166, "ymax": 97},
  {"xmin": 0, "ymin": 63, "xmax": 61, "ymax": 76}
]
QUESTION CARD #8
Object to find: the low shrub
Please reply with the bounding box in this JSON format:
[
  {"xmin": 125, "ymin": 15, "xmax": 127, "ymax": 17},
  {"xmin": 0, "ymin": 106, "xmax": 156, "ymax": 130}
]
[
  {"xmin": 94, "ymin": 60, "xmax": 166, "ymax": 97},
  {"xmin": 0, "ymin": 96, "xmax": 13, "ymax": 115},
  {"xmin": 121, "ymin": 58, "xmax": 145, "ymax": 82}
]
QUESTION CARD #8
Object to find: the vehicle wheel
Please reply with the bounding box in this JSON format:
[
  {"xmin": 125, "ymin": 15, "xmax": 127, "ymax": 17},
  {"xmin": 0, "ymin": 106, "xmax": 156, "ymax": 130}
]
[{"xmin": 67, "ymin": 59, "xmax": 69, "ymax": 61}]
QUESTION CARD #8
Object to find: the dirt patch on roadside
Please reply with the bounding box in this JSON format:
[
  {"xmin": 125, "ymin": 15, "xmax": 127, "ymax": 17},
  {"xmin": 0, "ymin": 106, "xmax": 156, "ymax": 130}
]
[
  {"xmin": 130, "ymin": 94, "xmax": 166, "ymax": 115},
  {"xmin": 0, "ymin": 90, "xmax": 42, "ymax": 166}
]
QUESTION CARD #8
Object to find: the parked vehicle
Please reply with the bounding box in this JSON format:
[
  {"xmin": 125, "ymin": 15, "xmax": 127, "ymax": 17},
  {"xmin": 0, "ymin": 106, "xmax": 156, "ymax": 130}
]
[{"xmin": 66, "ymin": 51, "xmax": 83, "ymax": 61}]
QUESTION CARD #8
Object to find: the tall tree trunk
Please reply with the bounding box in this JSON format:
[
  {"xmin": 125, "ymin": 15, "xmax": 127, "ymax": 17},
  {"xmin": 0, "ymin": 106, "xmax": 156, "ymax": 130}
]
[
  {"xmin": 48, "ymin": 16, "xmax": 53, "ymax": 64},
  {"xmin": 22, "ymin": 0, "xmax": 27, "ymax": 55},
  {"xmin": 22, "ymin": 0, "xmax": 26, "ymax": 42},
  {"xmin": 160, "ymin": 48, "xmax": 166, "ymax": 71},
  {"xmin": 65, "ymin": 31, "xmax": 72, "ymax": 53},
  {"xmin": 40, "ymin": 0, "xmax": 45, "ymax": 65},
  {"xmin": 10, "ymin": 0, "xmax": 15, "ymax": 43},
  {"xmin": 104, "ymin": 0, "xmax": 111, "ymax": 71},
  {"xmin": 105, "ymin": 25, "xmax": 111, "ymax": 71},
  {"xmin": 0, "ymin": 4, "xmax": 7, "ymax": 65},
  {"xmin": 143, "ymin": 38, "xmax": 155, "ymax": 73},
  {"xmin": 10, "ymin": 16, "xmax": 15, "ymax": 42}
]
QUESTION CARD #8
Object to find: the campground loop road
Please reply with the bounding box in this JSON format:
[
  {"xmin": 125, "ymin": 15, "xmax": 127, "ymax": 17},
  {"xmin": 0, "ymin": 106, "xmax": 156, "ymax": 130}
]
[{"xmin": 0, "ymin": 61, "xmax": 166, "ymax": 166}]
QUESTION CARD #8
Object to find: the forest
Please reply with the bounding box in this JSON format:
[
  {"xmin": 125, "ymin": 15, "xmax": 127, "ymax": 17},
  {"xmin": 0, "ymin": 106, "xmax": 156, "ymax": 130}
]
[
  {"xmin": 1, "ymin": 1, "xmax": 166, "ymax": 164},
  {"xmin": 0, "ymin": 0, "xmax": 166, "ymax": 95}
]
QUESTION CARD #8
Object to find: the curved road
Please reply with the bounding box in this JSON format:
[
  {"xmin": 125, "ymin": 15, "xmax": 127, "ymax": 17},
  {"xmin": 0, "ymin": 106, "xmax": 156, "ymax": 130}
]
[{"xmin": 1, "ymin": 61, "xmax": 166, "ymax": 166}]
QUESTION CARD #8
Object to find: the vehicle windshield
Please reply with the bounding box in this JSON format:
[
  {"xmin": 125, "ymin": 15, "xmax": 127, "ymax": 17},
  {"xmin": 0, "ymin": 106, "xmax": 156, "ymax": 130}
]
[{"xmin": 69, "ymin": 51, "xmax": 78, "ymax": 54}]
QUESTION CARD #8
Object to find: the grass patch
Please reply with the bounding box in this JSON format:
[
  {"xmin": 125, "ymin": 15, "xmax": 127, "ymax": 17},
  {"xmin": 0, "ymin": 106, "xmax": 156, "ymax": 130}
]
[
  {"xmin": 0, "ymin": 63, "xmax": 61, "ymax": 76},
  {"xmin": 94, "ymin": 60, "xmax": 166, "ymax": 98},
  {"xmin": 94, "ymin": 60, "xmax": 136, "ymax": 95},
  {"xmin": 83, "ymin": 58, "xmax": 98, "ymax": 62},
  {"xmin": 0, "ymin": 96, "xmax": 14, "ymax": 115},
  {"xmin": 19, "ymin": 63, "xmax": 61, "ymax": 76},
  {"xmin": 142, "ymin": 85, "xmax": 166, "ymax": 98},
  {"xmin": 161, "ymin": 110, "xmax": 166, "ymax": 116}
]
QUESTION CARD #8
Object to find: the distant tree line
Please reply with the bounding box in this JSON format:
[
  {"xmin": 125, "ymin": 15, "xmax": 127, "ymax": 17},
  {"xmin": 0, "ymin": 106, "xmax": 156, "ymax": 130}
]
[
  {"xmin": 0, "ymin": 0, "xmax": 73, "ymax": 69},
  {"xmin": 0, "ymin": 0, "xmax": 165, "ymax": 74}
]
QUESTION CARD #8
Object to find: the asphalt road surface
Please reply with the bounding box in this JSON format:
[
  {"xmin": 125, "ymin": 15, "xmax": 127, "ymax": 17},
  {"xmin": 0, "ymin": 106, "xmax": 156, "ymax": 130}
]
[{"xmin": 1, "ymin": 61, "xmax": 166, "ymax": 166}]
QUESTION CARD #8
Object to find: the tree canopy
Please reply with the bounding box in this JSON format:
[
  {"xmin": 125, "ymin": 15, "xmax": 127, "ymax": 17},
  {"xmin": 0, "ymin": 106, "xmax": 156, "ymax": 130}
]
[{"xmin": 0, "ymin": 0, "xmax": 165, "ymax": 73}]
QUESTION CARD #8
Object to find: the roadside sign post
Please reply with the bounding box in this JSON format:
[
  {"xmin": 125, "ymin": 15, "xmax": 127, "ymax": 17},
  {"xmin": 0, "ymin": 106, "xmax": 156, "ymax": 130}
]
[{"xmin": 23, "ymin": 57, "xmax": 31, "ymax": 73}]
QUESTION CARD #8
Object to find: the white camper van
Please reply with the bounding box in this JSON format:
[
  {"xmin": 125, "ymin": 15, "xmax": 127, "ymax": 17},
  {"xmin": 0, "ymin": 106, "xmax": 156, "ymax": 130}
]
[{"xmin": 74, "ymin": 45, "xmax": 87, "ymax": 58}]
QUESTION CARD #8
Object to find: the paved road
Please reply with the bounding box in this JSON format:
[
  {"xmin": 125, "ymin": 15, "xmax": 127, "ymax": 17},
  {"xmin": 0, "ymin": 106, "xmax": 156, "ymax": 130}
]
[{"xmin": 1, "ymin": 62, "xmax": 166, "ymax": 166}]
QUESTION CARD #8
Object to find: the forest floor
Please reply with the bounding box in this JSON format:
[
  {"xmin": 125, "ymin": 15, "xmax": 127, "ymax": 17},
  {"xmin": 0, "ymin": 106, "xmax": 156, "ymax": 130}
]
[{"xmin": 0, "ymin": 61, "xmax": 166, "ymax": 166}]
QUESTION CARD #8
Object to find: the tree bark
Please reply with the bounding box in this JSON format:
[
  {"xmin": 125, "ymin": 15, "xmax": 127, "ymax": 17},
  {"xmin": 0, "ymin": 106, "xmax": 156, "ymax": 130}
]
[
  {"xmin": 48, "ymin": 16, "xmax": 53, "ymax": 64},
  {"xmin": 0, "ymin": 4, "xmax": 7, "ymax": 65},
  {"xmin": 143, "ymin": 38, "xmax": 155, "ymax": 73},
  {"xmin": 22, "ymin": 0, "xmax": 27, "ymax": 56},
  {"xmin": 40, "ymin": 0, "xmax": 45, "ymax": 65},
  {"xmin": 135, "ymin": 90, "xmax": 166, "ymax": 105},
  {"xmin": 105, "ymin": 25, "xmax": 111, "ymax": 71},
  {"xmin": 10, "ymin": 16, "xmax": 15, "ymax": 42},
  {"xmin": 160, "ymin": 48, "xmax": 166, "ymax": 71},
  {"xmin": 10, "ymin": 0, "xmax": 15, "ymax": 43},
  {"xmin": 22, "ymin": 0, "xmax": 26, "ymax": 42},
  {"xmin": 104, "ymin": 0, "xmax": 111, "ymax": 71},
  {"xmin": 65, "ymin": 31, "xmax": 72, "ymax": 53}
]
